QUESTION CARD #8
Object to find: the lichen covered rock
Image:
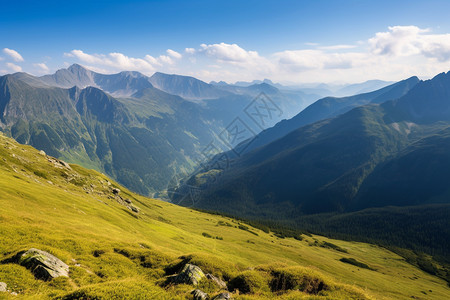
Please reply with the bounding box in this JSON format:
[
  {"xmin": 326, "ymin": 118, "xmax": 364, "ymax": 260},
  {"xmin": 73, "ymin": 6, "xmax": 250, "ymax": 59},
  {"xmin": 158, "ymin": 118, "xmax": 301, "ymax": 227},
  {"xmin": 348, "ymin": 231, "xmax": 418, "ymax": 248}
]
[
  {"xmin": 16, "ymin": 248, "xmax": 69, "ymax": 281},
  {"xmin": 171, "ymin": 263, "xmax": 206, "ymax": 285}
]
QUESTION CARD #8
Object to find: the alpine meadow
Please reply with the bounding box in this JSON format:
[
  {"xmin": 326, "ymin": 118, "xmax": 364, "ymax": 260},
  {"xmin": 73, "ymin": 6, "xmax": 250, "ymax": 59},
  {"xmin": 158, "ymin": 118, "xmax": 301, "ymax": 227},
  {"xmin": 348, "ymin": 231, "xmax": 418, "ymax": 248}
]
[{"xmin": 1, "ymin": 1, "xmax": 450, "ymax": 299}]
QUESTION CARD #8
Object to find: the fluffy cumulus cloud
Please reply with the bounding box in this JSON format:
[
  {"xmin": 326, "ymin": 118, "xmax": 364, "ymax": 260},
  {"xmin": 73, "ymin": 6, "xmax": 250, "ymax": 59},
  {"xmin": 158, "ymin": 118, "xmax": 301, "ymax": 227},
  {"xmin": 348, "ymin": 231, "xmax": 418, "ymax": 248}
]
[
  {"xmin": 64, "ymin": 49, "xmax": 183, "ymax": 74},
  {"xmin": 65, "ymin": 50, "xmax": 154, "ymax": 72},
  {"xmin": 6, "ymin": 62, "xmax": 22, "ymax": 72},
  {"xmin": 3, "ymin": 48, "xmax": 24, "ymax": 62},
  {"xmin": 189, "ymin": 42, "xmax": 275, "ymax": 80},
  {"xmin": 369, "ymin": 26, "xmax": 450, "ymax": 61},
  {"xmin": 185, "ymin": 48, "xmax": 196, "ymax": 54},
  {"xmin": 166, "ymin": 49, "xmax": 182, "ymax": 59},
  {"xmin": 178, "ymin": 27, "xmax": 450, "ymax": 83},
  {"xmin": 198, "ymin": 43, "xmax": 260, "ymax": 63}
]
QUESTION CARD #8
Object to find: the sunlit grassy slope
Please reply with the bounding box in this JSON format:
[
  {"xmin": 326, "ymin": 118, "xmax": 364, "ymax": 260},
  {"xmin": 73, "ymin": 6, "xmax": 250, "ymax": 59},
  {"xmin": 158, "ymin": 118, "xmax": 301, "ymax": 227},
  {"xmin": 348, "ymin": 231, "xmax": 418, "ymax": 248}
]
[{"xmin": 0, "ymin": 133, "xmax": 448, "ymax": 299}]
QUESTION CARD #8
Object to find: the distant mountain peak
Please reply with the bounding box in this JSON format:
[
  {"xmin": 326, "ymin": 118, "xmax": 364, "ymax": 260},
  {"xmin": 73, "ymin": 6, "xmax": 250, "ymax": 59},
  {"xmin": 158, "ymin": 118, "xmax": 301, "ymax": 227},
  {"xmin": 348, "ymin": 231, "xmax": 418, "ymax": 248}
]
[
  {"xmin": 67, "ymin": 63, "xmax": 89, "ymax": 72},
  {"xmin": 118, "ymin": 70, "xmax": 145, "ymax": 78},
  {"xmin": 149, "ymin": 72, "xmax": 230, "ymax": 100}
]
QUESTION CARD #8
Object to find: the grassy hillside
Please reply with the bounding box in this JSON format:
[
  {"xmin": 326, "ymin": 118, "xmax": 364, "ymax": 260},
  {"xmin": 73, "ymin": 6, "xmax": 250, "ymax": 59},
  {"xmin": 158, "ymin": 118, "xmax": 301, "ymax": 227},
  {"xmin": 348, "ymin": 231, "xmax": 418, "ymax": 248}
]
[{"xmin": 0, "ymin": 134, "xmax": 448, "ymax": 299}]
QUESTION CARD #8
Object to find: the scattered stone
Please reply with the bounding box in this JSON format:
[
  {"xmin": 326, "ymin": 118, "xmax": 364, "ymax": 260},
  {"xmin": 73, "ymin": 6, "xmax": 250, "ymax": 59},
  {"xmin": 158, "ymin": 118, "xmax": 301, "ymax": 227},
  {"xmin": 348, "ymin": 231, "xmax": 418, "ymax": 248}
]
[
  {"xmin": 131, "ymin": 206, "xmax": 139, "ymax": 213},
  {"xmin": 112, "ymin": 188, "xmax": 120, "ymax": 194},
  {"xmin": 10, "ymin": 292, "xmax": 17, "ymax": 296},
  {"xmin": 0, "ymin": 282, "xmax": 7, "ymax": 292},
  {"xmin": 192, "ymin": 289, "xmax": 209, "ymax": 300},
  {"xmin": 39, "ymin": 150, "xmax": 46, "ymax": 156},
  {"xmin": 58, "ymin": 159, "xmax": 71, "ymax": 169},
  {"xmin": 124, "ymin": 198, "xmax": 132, "ymax": 204},
  {"xmin": 15, "ymin": 248, "xmax": 69, "ymax": 281},
  {"xmin": 212, "ymin": 292, "xmax": 233, "ymax": 300},
  {"xmin": 171, "ymin": 263, "xmax": 206, "ymax": 285},
  {"xmin": 206, "ymin": 273, "xmax": 227, "ymax": 290}
]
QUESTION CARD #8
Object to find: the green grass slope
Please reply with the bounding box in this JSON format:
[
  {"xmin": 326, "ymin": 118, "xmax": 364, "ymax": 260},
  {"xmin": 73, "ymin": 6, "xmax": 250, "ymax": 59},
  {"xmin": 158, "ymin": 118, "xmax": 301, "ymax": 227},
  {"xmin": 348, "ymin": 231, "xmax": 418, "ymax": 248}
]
[{"xmin": 0, "ymin": 133, "xmax": 448, "ymax": 299}]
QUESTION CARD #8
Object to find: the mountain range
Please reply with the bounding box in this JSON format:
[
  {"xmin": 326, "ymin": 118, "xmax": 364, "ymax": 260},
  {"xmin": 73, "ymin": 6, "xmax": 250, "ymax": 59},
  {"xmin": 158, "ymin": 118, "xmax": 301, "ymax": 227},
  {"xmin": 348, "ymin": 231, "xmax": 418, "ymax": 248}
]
[
  {"xmin": 0, "ymin": 64, "xmax": 321, "ymax": 195},
  {"xmin": 174, "ymin": 71, "xmax": 450, "ymax": 260},
  {"xmin": 181, "ymin": 73, "xmax": 450, "ymax": 214}
]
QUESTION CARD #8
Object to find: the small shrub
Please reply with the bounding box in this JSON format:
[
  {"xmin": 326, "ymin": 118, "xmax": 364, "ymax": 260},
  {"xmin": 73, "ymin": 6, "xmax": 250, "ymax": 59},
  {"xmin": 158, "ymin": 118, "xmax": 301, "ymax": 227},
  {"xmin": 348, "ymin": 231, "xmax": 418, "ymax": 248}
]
[
  {"xmin": 339, "ymin": 258, "xmax": 375, "ymax": 270},
  {"xmin": 321, "ymin": 241, "xmax": 348, "ymax": 253},
  {"xmin": 294, "ymin": 235, "xmax": 303, "ymax": 241},
  {"xmin": 238, "ymin": 224, "xmax": 259, "ymax": 236},
  {"xmin": 93, "ymin": 249, "xmax": 105, "ymax": 257},
  {"xmin": 33, "ymin": 170, "xmax": 48, "ymax": 179},
  {"xmin": 268, "ymin": 266, "xmax": 328, "ymax": 295},
  {"xmin": 229, "ymin": 270, "xmax": 269, "ymax": 294},
  {"xmin": 217, "ymin": 221, "xmax": 233, "ymax": 227}
]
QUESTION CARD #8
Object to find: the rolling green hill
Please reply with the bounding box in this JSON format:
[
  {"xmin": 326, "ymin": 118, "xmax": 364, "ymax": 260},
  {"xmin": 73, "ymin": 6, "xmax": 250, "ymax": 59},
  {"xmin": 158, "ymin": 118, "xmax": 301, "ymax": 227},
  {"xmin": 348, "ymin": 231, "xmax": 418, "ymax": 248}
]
[{"xmin": 0, "ymin": 133, "xmax": 448, "ymax": 299}]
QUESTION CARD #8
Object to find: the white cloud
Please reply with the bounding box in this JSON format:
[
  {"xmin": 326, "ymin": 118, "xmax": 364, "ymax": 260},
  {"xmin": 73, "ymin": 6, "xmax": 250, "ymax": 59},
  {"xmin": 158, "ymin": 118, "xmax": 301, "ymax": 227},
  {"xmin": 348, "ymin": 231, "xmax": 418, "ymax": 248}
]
[
  {"xmin": 65, "ymin": 50, "xmax": 157, "ymax": 73},
  {"xmin": 34, "ymin": 63, "xmax": 49, "ymax": 72},
  {"xmin": 3, "ymin": 48, "xmax": 24, "ymax": 62},
  {"xmin": 318, "ymin": 44, "xmax": 357, "ymax": 50},
  {"xmin": 273, "ymin": 50, "xmax": 365, "ymax": 71},
  {"xmin": 199, "ymin": 42, "xmax": 260, "ymax": 63},
  {"xmin": 6, "ymin": 62, "xmax": 22, "ymax": 72},
  {"xmin": 64, "ymin": 49, "xmax": 184, "ymax": 74},
  {"xmin": 58, "ymin": 25, "xmax": 450, "ymax": 84},
  {"xmin": 166, "ymin": 49, "xmax": 182, "ymax": 59},
  {"xmin": 369, "ymin": 25, "xmax": 450, "ymax": 61}
]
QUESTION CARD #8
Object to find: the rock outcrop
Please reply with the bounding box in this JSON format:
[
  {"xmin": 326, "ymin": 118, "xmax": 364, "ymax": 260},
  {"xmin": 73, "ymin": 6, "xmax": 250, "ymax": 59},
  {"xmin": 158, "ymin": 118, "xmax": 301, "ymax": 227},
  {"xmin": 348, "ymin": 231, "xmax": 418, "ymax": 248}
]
[
  {"xmin": 171, "ymin": 263, "xmax": 205, "ymax": 285},
  {"xmin": 191, "ymin": 289, "xmax": 209, "ymax": 300},
  {"xmin": 206, "ymin": 273, "xmax": 227, "ymax": 290},
  {"xmin": 15, "ymin": 248, "xmax": 69, "ymax": 281},
  {"xmin": 212, "ymin": 292, "xmax": 233, "ymax": 300}
]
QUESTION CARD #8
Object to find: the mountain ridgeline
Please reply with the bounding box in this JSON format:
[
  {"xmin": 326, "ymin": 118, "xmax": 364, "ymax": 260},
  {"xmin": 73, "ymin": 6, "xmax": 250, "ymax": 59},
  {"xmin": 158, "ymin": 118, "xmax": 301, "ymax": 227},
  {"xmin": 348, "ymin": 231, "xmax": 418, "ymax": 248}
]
[
  {"xmin": 174, "ymin": 72, "xmax": 450, "ymax": 258},
  {"xmin": 180, "ymin": 73, "xmax": 450, "ymax": 213},
  {"xmin": 0, "ymin": 64, "xmax": 319, "ymax": 195},
  {"xmin": 0, "ymin": 71, "xmax": 223, "ymax": 195}
]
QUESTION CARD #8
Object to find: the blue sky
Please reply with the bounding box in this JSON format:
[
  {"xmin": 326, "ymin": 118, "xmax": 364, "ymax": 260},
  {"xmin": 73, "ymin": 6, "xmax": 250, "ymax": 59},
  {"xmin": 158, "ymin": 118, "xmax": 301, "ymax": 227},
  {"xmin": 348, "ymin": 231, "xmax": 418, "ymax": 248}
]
[{"xmin": 2, "ymin": 0, "xmax": 450, "ymax": 84}]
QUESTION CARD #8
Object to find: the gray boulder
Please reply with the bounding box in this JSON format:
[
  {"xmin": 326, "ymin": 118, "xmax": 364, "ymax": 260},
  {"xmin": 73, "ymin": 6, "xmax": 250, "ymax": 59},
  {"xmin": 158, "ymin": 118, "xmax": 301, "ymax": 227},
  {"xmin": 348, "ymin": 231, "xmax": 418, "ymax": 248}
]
[
  {"xmin": 16, "ymin": 248, "xmax": 69, "ymax": 280},
  {"xmin": 172, "ymin": 263, "xmax": 206, "ymax": 285},
  {"xmin": 212, "ymin": 292, "xmax": 233, "ymax": 300},
  {"xmin": 206, "ymin": 273, "xmax": 227, "ymax": 289},
  {"xmin": 191, "ymin": 289, "xmax": 209, "ymax": 300},
  {"xmin": 0, "ymin": 282, "xmax": 7, "ymax": 292}
]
